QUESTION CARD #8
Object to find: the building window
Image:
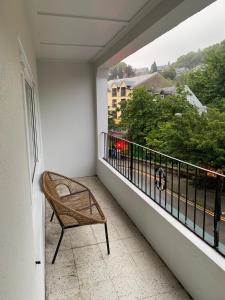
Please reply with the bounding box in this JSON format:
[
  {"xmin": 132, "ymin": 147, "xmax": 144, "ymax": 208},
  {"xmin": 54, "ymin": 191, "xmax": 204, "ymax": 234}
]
[
  {"xmin": 25, "ymin": 81, "xmax": 38, "ymax": 181},
  {"xmin": 120, "ymin": 99, "xmax": 126, "ymax": 105},
  {"xmin": 112, "ymin": 99, "xmax": 117, "ymax": 108},
  {"xmin": 112, "ymin": 88, "xmax": 117, "ymax": 97},
  {"xmin": 112, "ymin": 111, "xmax": 117, "ymax": 118},
  {"xmin": 121, "ymin": 87, "xmax": 126, "ymax": 97}
]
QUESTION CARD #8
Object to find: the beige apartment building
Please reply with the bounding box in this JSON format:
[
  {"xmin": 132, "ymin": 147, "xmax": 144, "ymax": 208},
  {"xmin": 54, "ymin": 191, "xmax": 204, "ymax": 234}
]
[{"xmin": 108, "ymin": 72, "xmax": 172, "ymax": 122}]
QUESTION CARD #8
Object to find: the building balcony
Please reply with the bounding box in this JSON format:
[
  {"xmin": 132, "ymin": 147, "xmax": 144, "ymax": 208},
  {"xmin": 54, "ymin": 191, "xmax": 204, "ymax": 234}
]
[
  {"xmin": 2, "ymin": 1, "xmax": 225, "ymax": 300},
  {"xmin": 45, "ymin": 176, "xmax": 190, "ymax": 300}
]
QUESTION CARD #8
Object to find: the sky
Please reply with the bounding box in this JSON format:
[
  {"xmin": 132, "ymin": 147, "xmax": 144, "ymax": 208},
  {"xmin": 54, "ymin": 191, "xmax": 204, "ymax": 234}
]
[{"xmin": 123, "ymin": 0, "xmax": 225, "ymax": 68}]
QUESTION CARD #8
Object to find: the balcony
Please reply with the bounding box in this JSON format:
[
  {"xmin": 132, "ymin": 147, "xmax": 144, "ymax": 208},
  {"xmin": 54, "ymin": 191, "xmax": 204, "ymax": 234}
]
[
  {"xmin": 45, "ymin": 176, "xmax": 190, "ymax": 300},
  {"xmin": 2, "ymin": 1, "xmax": 225, "ymax": 300}
]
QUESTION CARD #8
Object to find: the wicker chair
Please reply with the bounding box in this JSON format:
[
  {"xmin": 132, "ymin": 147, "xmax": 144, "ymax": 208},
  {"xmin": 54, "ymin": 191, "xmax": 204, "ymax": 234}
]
[{"xmin": 42, "ymin": 171, "xmax": 110, "ymax": 264}]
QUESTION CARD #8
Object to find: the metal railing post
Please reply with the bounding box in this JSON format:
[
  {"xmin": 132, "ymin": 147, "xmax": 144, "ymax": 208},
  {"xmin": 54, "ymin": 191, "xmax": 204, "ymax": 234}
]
[
  {"xmin": 214, "ymin": 174, "xmax": 223, "ymax": 248},
  {"xmin": 130, "ymin": 143, "xmax": 133, "ymax": 182}
]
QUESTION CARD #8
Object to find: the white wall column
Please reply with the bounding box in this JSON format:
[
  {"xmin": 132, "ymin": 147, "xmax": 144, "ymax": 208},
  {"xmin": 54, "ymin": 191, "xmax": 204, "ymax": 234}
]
[{"xmin": 96, "ymin": 67, "xmax": 108, "ymax": 160}]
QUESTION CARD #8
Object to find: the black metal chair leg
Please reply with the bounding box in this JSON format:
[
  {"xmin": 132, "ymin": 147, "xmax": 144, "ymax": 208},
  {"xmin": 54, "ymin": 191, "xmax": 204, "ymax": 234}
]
[
  {"xmin": 104, "ymin": 223, "xmax": 110, "ymax": 255},
  {"xmin": 52, "ymin": 228, "xmax": 64, "ymax": 264},
  {"xmin": 50, "ymin": 211, "xmax": 54, "ymax": 222}
]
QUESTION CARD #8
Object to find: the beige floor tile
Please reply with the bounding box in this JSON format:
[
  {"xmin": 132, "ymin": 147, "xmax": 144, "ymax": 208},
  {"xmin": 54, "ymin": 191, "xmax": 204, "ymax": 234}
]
[
  {"xmin": 46, "ymin": 222, "xmax": 61, "ymax": 235},
  {"xmin": 47, "ymin": 287, "xmax": 81, "ymax": 300},
  {"xmin": 122, "ymin": 236, "xmax": 150, "ymax": 254},
  {"xmin": 119, "ymin": 295, "xmax": 140, "ymax": 300},
  {"xmin": 141, "ymin": 265, "xmax": 181, "ymax": 295},
  {"xmin": 99, "ymin": 240, "xmax": 128, "ymax": 259},
  {"xmin": 53, "ymin": 265, "xmax": 77, "ymax": 278},
  {"xmin": 79, "ymin": 280, "xmax": 118, "ymax": 300},
  {"xmin": 92, "ymin": 222, "xmax": 120, "ymax": 243},
  {"xmin": 77, "ymin": 259, "xmax": 109, "ymax": 285},
  {"xmin": 113, "ymin": 221, "xmax": 140, "ymax": 240},
  {"xmin": 131, "ymin": 250, "xmax": 165, "ymax": 271},
  {"xmin": 46, "ymin": 265, "xmax": 79, "ymax": 294},
  {"xmin": 144, "ymin": 288, "xmax": 191, "ymax": 300},
  {"xmin": 46, "ymin": 249, "xmax": 75, "ymax": 268},
  {"xmin": 46, "ymin": 233, "xmax": 72, "ymax": 252},
  {"xmin": 70, "ymin": 226, "xmax": 97, "ymax": 248},
  {"xmin": 104, "ymin": 255, "xmax": 138, "ymax": 279},
  {"xmin": 73, "ymin": 244, "xmax": 103, "ymax": 266},
  {"xmin": 111, "ymin": 272, "xmax": 154, "ymax": 299}
]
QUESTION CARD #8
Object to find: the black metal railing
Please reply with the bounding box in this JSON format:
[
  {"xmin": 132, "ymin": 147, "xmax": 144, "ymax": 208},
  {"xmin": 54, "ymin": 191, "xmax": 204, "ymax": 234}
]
[{"xmin": 103, "ymin": 132, "xmax": 225, "ymax": 257}]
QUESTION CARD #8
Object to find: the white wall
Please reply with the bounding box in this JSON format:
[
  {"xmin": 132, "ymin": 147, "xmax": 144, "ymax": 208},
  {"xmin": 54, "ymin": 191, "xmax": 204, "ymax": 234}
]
[
  {"xmin": 96, "ymin": 67, "xmax": 108, "ymax": 158},
  {"xmin": 38, "ymin": 61, "xmax": 96, "ymax": 177},
  {"xmin": 0, "ymin": 1, "xmax": 45, "ymax": 300},
  {"xmin": 97, "ymin": 159, "xmax": 225, "ymax": 300}
]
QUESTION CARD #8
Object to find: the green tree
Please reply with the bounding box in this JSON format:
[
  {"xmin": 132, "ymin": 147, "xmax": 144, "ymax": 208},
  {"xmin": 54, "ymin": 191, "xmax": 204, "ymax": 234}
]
[
  {"xmin": 146, "ymin": 106, "xmax": 206, "ymax": 163},
  {"xmin": 162, "ymin": 66, "xmax": 176, "ymax": 80},
  {"xmin": 108, "ymin": 110, "xmax": 117, "ymax": 130},
  {"xmin": 124, "ymin": 64, "xmax": 136, "ymax": 78},
  {"xmin": 120, "ymin": 87, "xmax": 157, "ymax": 144},
  {"xmin": 108, "ymin": 62, "xmax": 136, "ymax": 80},
  {"xmin": 150, "ymin": 61, "xmax": 157, "ymax": 73},
  {"xmin": 187, "ymin": 40, "xmax": 225, "ymax": 108},
  {"xmin": 120, "ymin": 86, "xmax": 190, "ymax": 145}
]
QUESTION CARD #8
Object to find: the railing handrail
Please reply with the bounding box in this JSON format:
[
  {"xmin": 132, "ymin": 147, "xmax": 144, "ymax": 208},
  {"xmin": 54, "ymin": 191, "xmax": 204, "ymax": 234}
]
[{"xmin": 102, "ymin": 132, "xmax": 225, "ymax": 178}]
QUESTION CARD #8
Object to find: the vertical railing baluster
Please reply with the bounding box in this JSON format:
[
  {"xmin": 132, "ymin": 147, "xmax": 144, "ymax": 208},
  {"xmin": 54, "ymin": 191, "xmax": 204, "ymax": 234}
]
[
  {"xmin": 194, "ymin": 168, "xmax": 197, "ymax": 231},
  {"xmin": 130, "ymin": 143, "xmax": 133, "ymax": 182},
  {"xmin": 154, "ymin": 152, "xmax": 156, "ymax": 202},
  {"xmin": 141, "ymin": 147, "xmax": 144, "ymax": 190},
  {"xmin": 178, "ymin": 162, "xmax": 181, "ymax": 220},
  {"xmin": 185, "ymin": 165, "xmax": 189, "ymax": 223},
  {"xmin": 113, "ymin": 136, "xmax": 115, "ymax": 169},
  {"xmin": 149, "ymin": 151, "xmax": 152, "ymax": 198},
  {"xmin": 109, "ymin": 135, "xmax": 111, "ymax": 165},
  {"xmin": 125, "ymin": 141, "xmax": 127, "ymax": 179},
  {"xmin": 123, "ymin": 140, "xmax": 125, "ymax": 176},
  {"xmin": 214, "ymin": 174, "xmax": 222, "ymax": 248},
  {"xmin": 112, "ymin": 135, "xmax": 114, "ymax": 167},
  {"xmin": 159, "ymin": 154, "xmax": 162, "ymax": 205},
  {"xmin": 115, "ymin": 136, "xmax": 117, "ymax": 170},
  {"xmin": 171, "ymin": 160, "xmax": 174, "ymax": 214},
  {"xmin": 165, "ymin": 157, "xmax": 167, "ymax": 209},
  {"xmin": 145, "ymin": 148, "xmax": 147, "ymax": 195},
  {"xmin": 203, "ymin": 171, "xmax": 207, "ymax": 239},
  {"xmin": 138, "ymin": 146, "xmax": 140, "ymax": 188}
]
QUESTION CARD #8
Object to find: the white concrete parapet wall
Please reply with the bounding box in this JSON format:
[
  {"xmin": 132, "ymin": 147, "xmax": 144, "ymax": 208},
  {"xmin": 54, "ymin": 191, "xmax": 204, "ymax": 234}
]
[{"xmin": 97, "ymin": 158, "xmax": 225, "ymax": 300}]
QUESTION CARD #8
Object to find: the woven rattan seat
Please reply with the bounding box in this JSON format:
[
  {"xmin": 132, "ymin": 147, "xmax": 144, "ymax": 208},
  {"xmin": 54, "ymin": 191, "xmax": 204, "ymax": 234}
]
[{"xmin": 42, "ymin": 171, "xmax": 110, "ymax": 263}]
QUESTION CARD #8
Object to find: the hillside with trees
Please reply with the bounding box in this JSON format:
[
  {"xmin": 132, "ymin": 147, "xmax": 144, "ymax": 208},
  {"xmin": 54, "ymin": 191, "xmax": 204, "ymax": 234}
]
[
  {"xmin": 186, "ymin": 40, "xmax": 225, "ymax": 109},
  {"xmin": 173, "ymin": 39, "xmax": 225, "ymax": 70}
]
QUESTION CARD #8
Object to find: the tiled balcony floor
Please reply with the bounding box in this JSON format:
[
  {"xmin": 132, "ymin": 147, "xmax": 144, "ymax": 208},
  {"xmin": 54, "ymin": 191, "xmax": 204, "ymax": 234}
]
[{"xmin": 45, "ymin": 176, "xmax": 190, "ymax": 300}]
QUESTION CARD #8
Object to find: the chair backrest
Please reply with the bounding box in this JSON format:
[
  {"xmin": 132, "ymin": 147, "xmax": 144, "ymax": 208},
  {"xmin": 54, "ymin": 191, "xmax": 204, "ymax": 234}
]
[{"xmin": 42, "ymin": 171, "xmax": 61, "ymax": 208}]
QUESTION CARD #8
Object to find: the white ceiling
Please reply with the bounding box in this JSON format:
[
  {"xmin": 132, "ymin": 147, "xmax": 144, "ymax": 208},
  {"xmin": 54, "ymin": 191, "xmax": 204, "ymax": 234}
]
[
  {"xmin": 28, "ymin": 0, "xmax": 214, "ymax": 64},
  {"xmin": 28, "ymin": 0, "xmax": 155, "ymax": 62}
]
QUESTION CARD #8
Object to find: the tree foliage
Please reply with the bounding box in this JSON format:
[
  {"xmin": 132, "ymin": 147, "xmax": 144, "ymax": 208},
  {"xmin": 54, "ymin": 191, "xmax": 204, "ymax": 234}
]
[
  {"xmin": 161, "ymin": 66, "xmax": 176, "ymax": 80},
  {"xmin": 108, "ymin": 62, "xmax": 136, "ymax": 80},
  {"xmin": 120, "ymin": 86, "xmax": 225, "ymax": 169},
  {"xmin": 186, "ymin": 40, "xmax": 225, "ymax": 108},
  {"xmin": 108, "ymin": 110, "xmax": 117, "ymax": 130},
  {"xmin": 173, "ymin": 40, "xmax": 224, "ymax": 70},
  {"xmin": 150, "ymin": 61, "xmax": 157, "ymax": 73},
  {"xmin": 120, "ymin": 86, "xmax": 190, "ymax": 145}
]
